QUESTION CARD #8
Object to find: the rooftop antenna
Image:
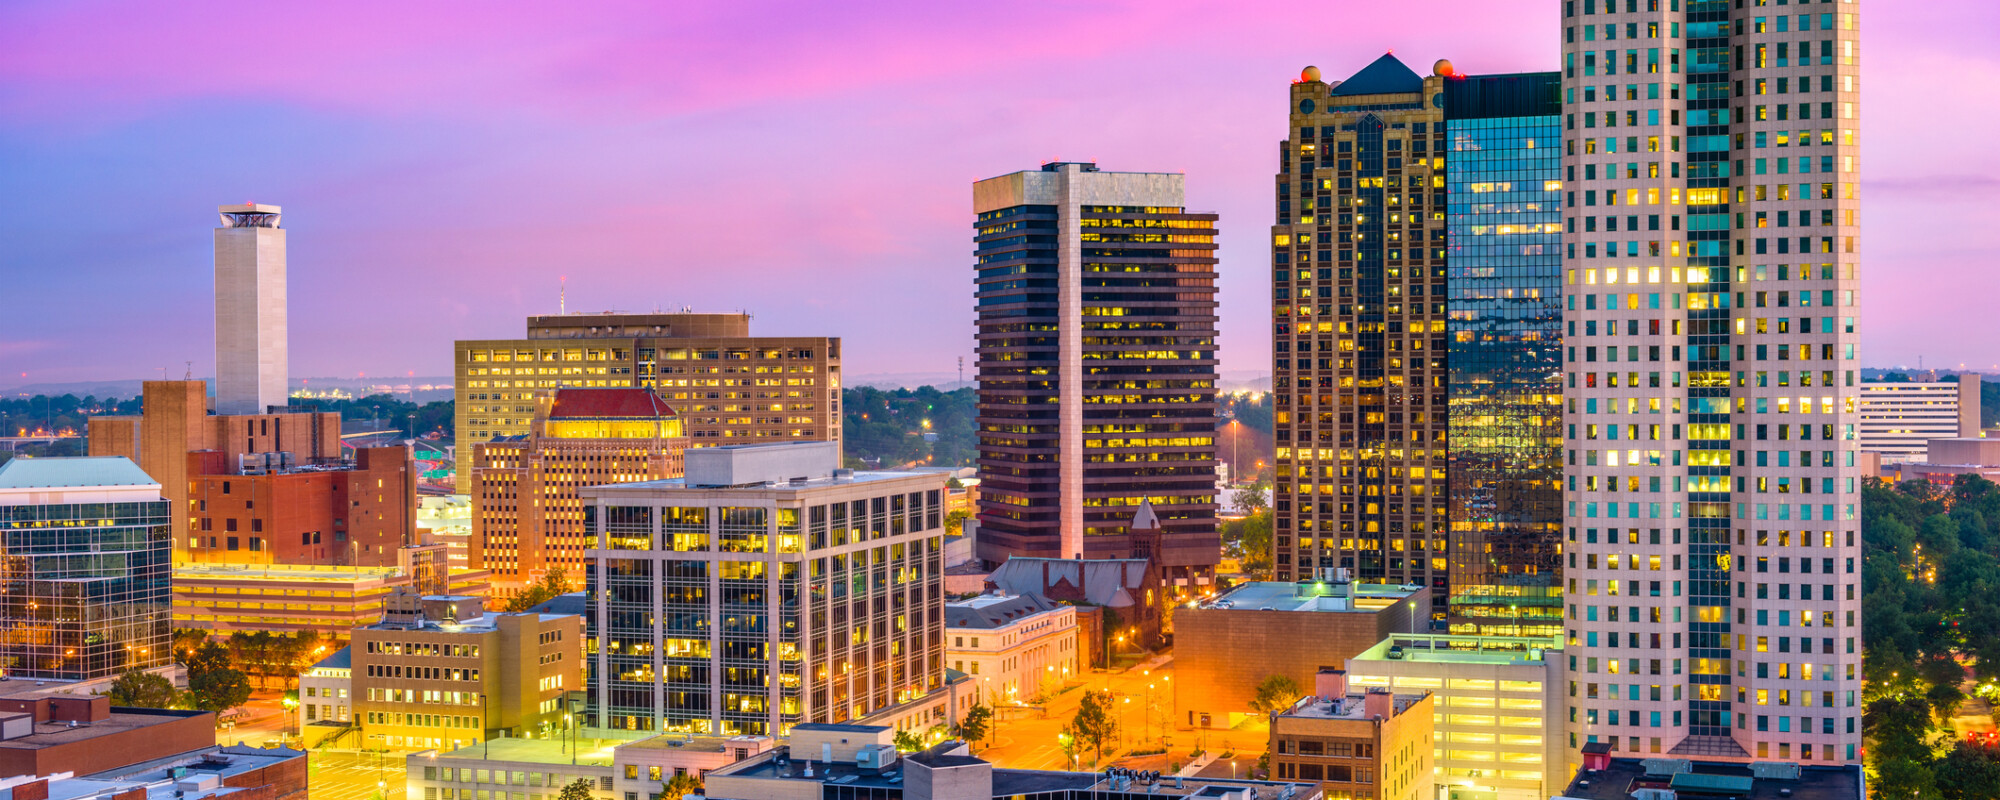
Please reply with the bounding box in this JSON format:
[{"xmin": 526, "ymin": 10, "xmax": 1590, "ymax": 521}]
[
  {"xmin": 560, "ymin": 276, "xmax": 567, "ymax": 315},
  {"xmin": 184, "ymin": 361, "xmax": 194, "ymax": 381}
]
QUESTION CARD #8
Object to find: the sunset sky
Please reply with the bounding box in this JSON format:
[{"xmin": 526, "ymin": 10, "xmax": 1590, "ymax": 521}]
[{"xmin": 3, "ymin": 0, "xmax": 1995, "ymax": 387}]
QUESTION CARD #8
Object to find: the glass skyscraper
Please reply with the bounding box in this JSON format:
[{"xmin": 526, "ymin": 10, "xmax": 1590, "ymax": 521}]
[
  {"xmin": 1443, "ymin": 74, "xmax": 1566, "ymax": 636},
  {"xmin": 1270, "ymin": 58, "xmax": 1563, "ymax": 631},
  {"xmin": 971, "ymin": 163, "xmax": 1222, "ymax": 587},
  {"xmin": 0, "ymin": 457, "xmax": 172, "ymax": 681}
]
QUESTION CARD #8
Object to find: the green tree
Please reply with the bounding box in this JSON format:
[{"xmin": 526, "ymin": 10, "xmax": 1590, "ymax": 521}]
[
  {"xmin": 892, "ymin": 727, "xmax": 924, "ymax": 753},
  {"xmin": 655, "ymin": 771, "xmax": 703, "ymax": 800},
  {"xmin": 1222, "ymin": 510, "xmax": 1274, "ymax": 578},
  {"xmin": 172, "ymin": 629, "xmax": 210, "ymax": 661},
  {"xmin": 504, "ymin": 568, "xmax": 572, "ymax": 612},
  {"xmin": 556, "ymin": 777, "xmax": 594, "ymax": 800},
  {"xmin": 945, "ymin": 509, "xmax": 972, "ymax": 536},
  {"xmin": 957, "ymin": 703, "xmax": 994, "ymax": 749},
  {"xmin": 1939, "ymin": 742, "xmax": 2000, "ymax": 800},
  {"xmin": 105, "ymin": 669, "xmax": 177, "ymax": 708},
  {"xmin": 1070, "ymin": 690, "xmax": 1118, "ymax": 766},
  {"xmin": 181, "ymin": 641, "xmax": 232, "ymax": 675},
  {"xmin": 186, "ymin": 663, "xmax": 253, "ymax": 713},
  {"xmin": 1249, "ymin": 674, "xmax": 1304, "ymax": 714}
]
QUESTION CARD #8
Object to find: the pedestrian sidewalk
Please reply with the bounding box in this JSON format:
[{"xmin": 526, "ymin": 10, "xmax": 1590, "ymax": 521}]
[{"xmin": 1175, "ymin": 751, "xmax": 1216, "ymax": 777}]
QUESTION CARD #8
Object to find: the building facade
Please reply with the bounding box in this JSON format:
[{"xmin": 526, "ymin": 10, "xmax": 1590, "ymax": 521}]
[
  {"xmin": 350, "ymin": 594, "xmax": 583, "ymax": 751},
  {"xmin": 1175, "ymin": 581, "xmax": 1428, "ymax": 730},
  {"xmin": 1268, "ymin": 677, "xmax": 1434, "ymax": 800},
  {"xmin": 89, "ymin": 379, "xmax": 345, "ymax": 554},
  {"xmin": 1558, "ymin": 0, "xmax": 1865, "ymax": 764},
  {"xmin": 1442, "ymin": 73, "xmax": 1568, "ymax": 637},
  {"xmin": 944, "ymin": 592, "xmax": 1079, "ymax": 707},
  {"xmin": 171, "ymin": 562, "xmax": 490, "ymax": 638},
  {"xmin": 1857, "ymin": 374, "xmax": 1981, "ymax": 462},
  {"xmin": 1270, "ymin": 55, "xmax": 1453, "ymax": 605},
  {"xmin": 473, "ymin": 387, "xmax": 689, "ymax": 596},
  {"xmin": 1345, "ymin": 634, "xmax": 1567, "ymax": 800},
  {"xmin": 971, "ymin": 162, "xmax": 1221, "ymax": 588},
  {"xmin": 0, "ymin": 457, "xmax": 173, "ymax": 681},
  {"xmin": 582, "ymin": 442, "xmax": 951, "ymax": 737},
  {"xmin": 453, "ymin": 312, "xmax": 840, "ymax": 492},
  {"xmin": 184, "ymin": 445, "xmax": 414, "ymax": 567},
  {"xmin": 214, "ymin": 202, "xmax": 288, "ymax": 416},
  {"xmin": 1272, "ymin": 57, "xmax": 1566, "ymax": 634}
]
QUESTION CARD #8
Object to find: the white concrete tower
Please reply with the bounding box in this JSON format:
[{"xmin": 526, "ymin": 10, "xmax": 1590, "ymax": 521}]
[
  {"xmin": 214, "ymin": 202, "xmax": 288, "ymax": 414},
  {"xmin": 1558, "ymin": 0, "xmax": 1863, "ymax": 767}
]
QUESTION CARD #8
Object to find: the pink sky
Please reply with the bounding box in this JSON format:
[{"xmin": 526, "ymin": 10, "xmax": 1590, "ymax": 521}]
[{"xmin": 2, "ymin": 0, "xmax": 1995, "ymax": 389}]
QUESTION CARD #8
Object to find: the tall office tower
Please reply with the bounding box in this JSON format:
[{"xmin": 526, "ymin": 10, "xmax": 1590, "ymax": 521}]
[
  {"xmin": 1442, "ymin": 72, "xmax": 1568, "ymax": 637},
  {"xmin": 1559, "ymin": 0, "xmax": 1863, "ymax": 764},
  {"xmin": 472, "ymin": 387, "xmax": 689, "ymax": 596},
  {"xmin": 1271, "ymin": 56, "xmax": 1452, "ymax": 608},
  {"xmin": 1275, "ymin": 59, "xmax": 1567, "ymax": 632},
  {"xmin": 215, "ymin": 203, "xmax": 288, "ymax": 415},
  {"xmin": 455, "ymin": 312, "xmax": 839, "ymax": 492},
  {"xmin": 971, "ymin": 163, "xmax": 1221, "ymax": 588}
]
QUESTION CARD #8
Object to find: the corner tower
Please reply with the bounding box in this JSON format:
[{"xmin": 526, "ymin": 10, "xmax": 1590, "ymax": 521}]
[{"xmin": 215, "ymin": 202, "xmax": 288, "ymax": 414}]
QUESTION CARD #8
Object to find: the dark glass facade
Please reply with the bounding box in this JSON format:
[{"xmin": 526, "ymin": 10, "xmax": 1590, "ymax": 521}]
[
  {"xmin": 1272, "ymin": 63, "xmax": 1563, "ymax": 628},
  {"xmin": 973, "ymin": 164, "xmax": 1221, "ymax": 583},
  {"xmin": 0, "ymin": 499, "xmax": 172, "ymax": 680},
  {"xmin": 1443, "ymin": 73, "xmax": 1565, "ymax": 635}
]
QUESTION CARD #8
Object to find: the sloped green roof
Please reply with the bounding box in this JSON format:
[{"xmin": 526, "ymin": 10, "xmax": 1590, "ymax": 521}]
[{"xmin": 0, "ymin": 456, "xmax": 157, "ymax": 489}]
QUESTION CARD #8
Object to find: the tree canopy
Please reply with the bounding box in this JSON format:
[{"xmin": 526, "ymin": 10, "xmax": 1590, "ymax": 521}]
[
  {"xmin": 1861, "ymin": 475, "xmax": 2000, "ymax": 796},
  {"xmin": 504, "ymin": 568, "xmax": 573, "ymax": 612},
  {"xmin": 105, "ymin": 669, "xmax": 177, "ymax": 709}
]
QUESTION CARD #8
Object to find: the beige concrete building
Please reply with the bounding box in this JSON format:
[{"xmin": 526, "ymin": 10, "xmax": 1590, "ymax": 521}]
[
  {"xmin": 472, "ymin": 387, "xmax": 689, "ymax": 596},
  {"xmin": 405, "ymin": 734, "xmax": 776, "ymax": 800},
  {"xmin": 1558, "ymin": 0, "xmax": 1866, "ymax": 766},
  {"xmin": 701, "ymin": 727, "xmax": 1324, "ymax": 800},
  {"xmin": 172, "ymin": 562, "xmax": 491, "ymax": 639},
  {"xmin": 454, "ymin": 312, "xmax": 840, "ymax": 492},
  {"xmin": 1345, "ymin": 634, "xmax": 1567, "ymax": 800},
  {"xmin": 350, "ymin": 594, "xmax": 582, "ymax": 751},
  {"xmin": 944, "ymin": 593, "xmax": 1079, "ymax": 707},
  {"xmin": 1859, "ymin": 374, "xmax": 1982, "ymax": 462},
  {"xmin": 1175, "ymin": 581, "xmax": 1429, "ymax": 730},
  {"xmin": 1267, "ymin": 674, "xmax": 1433, "ymax": 800},
  {"xmin": 214, "ymin": 202, "xmax": 288, "ymax": 415},
  {"xmin": 582, "ymin": 442, "xmax": 953, "ymax": 737}
]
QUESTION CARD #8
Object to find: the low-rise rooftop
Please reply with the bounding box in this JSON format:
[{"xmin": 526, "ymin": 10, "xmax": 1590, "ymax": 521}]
[
  {"xmin": 427, "ymin": 736, "xmax": 617, "ymax": 768},
  {"xmin": 713, "ymin": 744, "xmax": 1318, "ymax": 800},
  {"xmin": 1278, "ymin": 690, "xmax": 1428, "ymax": 720},
  {"xmin": 1556, "ymin": 758, "xmax": 1862, "ymax": 800},
  {"xmin": 1351, "ymin": 633, "xmax": 1561, "ymax": 667},
  {"xmin": 945, "ymin": 593, "xmax": 1065, "ymax": 630},
  {"xmin": 1200, "ymin": 580, "xmax": 1424, "ymax": 613},
  {"xmin": 0, "ymin": 457, "xmax": 157, "ymax": 490}
]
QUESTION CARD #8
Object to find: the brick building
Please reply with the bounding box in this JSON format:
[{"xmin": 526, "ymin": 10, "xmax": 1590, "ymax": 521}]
[
  {"xmin": 1175, "ymin": 581, "xmax": 1428, "ymax": 730},
  {"xmin": 185, "ymin": 445, "xmax": 413, "ymax": 567},
  {"xmin": 472, "ymin": 387, "xmax": 688, "ymax": 596}
]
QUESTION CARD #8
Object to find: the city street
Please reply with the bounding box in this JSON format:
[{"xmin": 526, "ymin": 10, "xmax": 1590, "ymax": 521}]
[
  {"xmin": 976, "ymin": 654, "xmax": 1202, "ymax": 772},
  {"xmin": 311, "ymin": 750, "xmax": 405, "ymax": 800},
  {"xmin": 215, "ymin": 689, "xmax": 295, "ymax": 748}
]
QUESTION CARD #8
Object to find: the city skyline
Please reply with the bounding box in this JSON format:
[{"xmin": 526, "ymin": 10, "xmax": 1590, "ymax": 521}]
[{"xmin": 2, "ymin": 0, "xmax": 1995, "ymax": 387}]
